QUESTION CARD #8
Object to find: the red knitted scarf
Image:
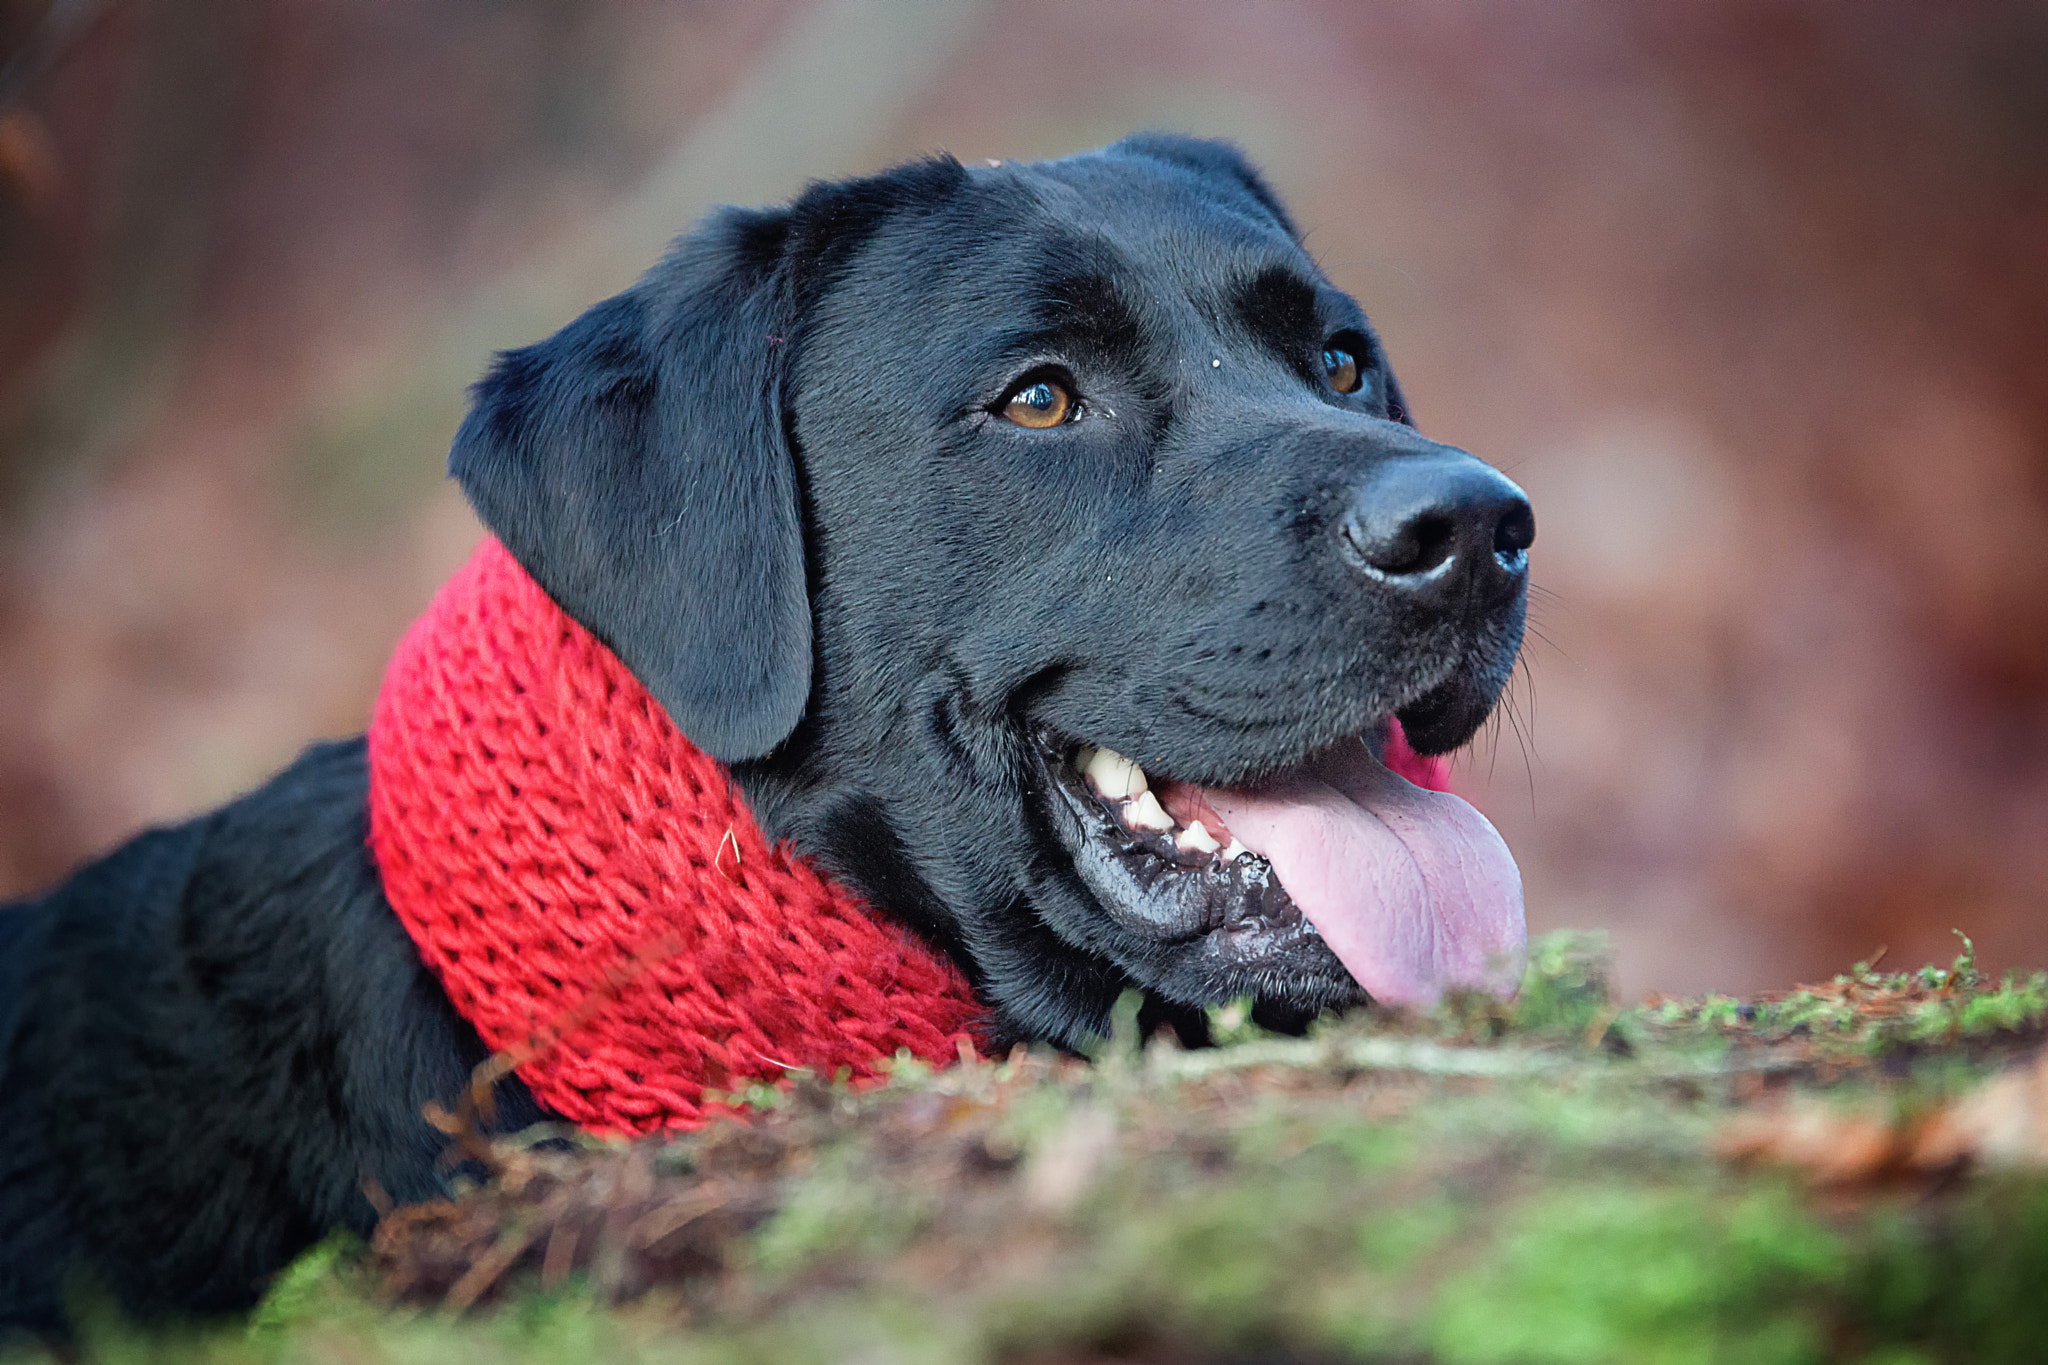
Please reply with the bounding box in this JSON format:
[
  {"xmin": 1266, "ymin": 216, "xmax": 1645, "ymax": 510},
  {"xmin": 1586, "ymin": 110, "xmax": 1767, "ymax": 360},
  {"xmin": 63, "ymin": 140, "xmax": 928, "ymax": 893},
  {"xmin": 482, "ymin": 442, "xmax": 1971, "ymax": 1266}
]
[
  {"xmin": 369, "ymin": 538, "xmax": 1457, "ymax": 1137},
  {"xmin": 368, "ymin": 538, "xmax": 986, "ymax": 1136}
]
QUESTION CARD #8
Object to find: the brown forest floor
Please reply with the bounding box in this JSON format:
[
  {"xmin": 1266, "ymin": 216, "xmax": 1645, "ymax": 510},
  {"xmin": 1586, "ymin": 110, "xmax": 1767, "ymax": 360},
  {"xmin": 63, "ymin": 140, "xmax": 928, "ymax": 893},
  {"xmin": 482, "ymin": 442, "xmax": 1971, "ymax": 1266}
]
[{"xmin": 12, "ymin": 934, "xmax": 2048, "ymax": 1365}]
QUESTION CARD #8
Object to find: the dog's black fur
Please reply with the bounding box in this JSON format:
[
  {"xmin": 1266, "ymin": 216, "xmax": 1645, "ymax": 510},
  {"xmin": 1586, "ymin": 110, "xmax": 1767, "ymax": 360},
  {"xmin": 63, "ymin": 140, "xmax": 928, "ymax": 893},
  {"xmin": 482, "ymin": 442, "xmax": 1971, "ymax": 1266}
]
[{"xmin": 0, "ymin": 135, "xmax": 1529, "ymax": 1331}]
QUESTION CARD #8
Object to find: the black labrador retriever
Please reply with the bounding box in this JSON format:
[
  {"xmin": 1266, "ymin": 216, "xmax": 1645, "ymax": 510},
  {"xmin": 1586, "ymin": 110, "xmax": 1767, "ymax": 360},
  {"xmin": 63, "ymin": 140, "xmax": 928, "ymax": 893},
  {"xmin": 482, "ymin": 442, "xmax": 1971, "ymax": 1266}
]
[{"xmin": 0, "ymin": 134, "xmax": 1530, "ymax": 1329}]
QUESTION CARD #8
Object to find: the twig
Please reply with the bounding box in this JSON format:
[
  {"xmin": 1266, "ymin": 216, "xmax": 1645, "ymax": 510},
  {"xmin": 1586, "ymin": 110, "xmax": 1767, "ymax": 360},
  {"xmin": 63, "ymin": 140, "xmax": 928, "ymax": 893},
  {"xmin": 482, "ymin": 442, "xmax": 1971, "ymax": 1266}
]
[
  {"xmin": 1157, "ymin": 1033, "xmax": 1571, "ymax": 1080},
  {"xmin": 1153, "ymin": 1032, "xmax": 1812, "ymax": 1083},
  {"xmin": 443, "ymin": 1218, "xmax": 546, "ymax": 1312}
]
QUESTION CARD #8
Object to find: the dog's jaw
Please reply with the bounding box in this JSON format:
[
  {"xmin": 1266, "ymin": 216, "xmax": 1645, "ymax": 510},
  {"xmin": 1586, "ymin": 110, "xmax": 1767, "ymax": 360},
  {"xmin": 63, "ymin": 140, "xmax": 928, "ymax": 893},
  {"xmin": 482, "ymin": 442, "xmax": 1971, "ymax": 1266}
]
[{"xmin": 1029, "ymin": 718, "xmax": 1525, "ymax": 1016}]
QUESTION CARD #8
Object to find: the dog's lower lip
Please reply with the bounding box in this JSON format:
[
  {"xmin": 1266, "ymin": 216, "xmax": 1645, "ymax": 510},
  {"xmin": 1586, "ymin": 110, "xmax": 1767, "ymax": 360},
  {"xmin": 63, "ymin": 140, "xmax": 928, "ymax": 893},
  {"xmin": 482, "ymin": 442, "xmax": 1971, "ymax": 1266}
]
[{"xmin": 1035, "ymin": 731, "xmax": 1345, "ymax": 945}]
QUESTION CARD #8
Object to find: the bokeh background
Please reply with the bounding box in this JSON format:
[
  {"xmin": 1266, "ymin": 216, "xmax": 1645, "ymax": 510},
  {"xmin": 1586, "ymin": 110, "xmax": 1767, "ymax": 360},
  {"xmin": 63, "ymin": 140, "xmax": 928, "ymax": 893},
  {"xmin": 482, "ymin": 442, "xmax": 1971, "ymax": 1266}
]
[{"xmin": 2, "ymin": 0, "xmax": 2043, "ymax": 997}]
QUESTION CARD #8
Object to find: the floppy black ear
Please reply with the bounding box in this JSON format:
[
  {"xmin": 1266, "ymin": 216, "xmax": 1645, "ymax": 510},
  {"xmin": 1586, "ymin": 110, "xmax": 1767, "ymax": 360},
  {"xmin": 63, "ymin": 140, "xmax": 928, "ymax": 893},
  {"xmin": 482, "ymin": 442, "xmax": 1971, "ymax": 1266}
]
[
  {"xmin": 450, "ymin": 206, "xmax": 811, "ymax": 763},
  {"xmin": 1108, "ymin": 132, "xmax": 1301, "ymax": 240}
]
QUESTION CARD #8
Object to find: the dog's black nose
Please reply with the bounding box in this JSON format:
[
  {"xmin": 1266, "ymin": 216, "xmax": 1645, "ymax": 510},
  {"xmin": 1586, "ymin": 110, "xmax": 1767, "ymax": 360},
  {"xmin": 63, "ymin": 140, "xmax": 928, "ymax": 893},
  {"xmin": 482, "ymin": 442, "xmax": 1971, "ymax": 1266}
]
[{"xmin": 1340, "ymin": 454, "xmax": 1533, "ymax": 602}]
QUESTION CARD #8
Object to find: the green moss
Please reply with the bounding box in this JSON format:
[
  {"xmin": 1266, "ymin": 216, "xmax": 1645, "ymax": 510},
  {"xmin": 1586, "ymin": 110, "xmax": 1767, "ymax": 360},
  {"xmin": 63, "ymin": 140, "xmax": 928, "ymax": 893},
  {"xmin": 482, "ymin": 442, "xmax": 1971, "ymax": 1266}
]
[
  {"xmin": 1204, "ymin": 995, "xmax": 1268, "ymax": 1047},
  {"xmin": 1430, "ymin": 1183, "xmax": 1844, "ymax": 1365},
  {"xmin": 14, "ymin": 935, "xmax": 2048, "ymax": 1365},
  {"xmin": 1354, "ymin": 1192, "xmax": 1461, "ymax": 1272},
  {"xmin": 744, "ymin": 1142, "xmax": 940, "ymax": 1281},
  {"xmin": 245, "ymin": 1232, "xmax": 367, "ymax": 1339},
  {"xmin": 1507, "ymin": 929, "xmax": 1620, "ymax": 1036},
  {"xmin": 1954, "ymin": 975, "xmax": 2048, "ymax": 1035},
  {"xmin": 988, "ymin": 1142, "xmax": 1393, "ymax": 1358},
  {"xmin": 1314, "ymin": 1114, "xmax": 1423, "ymax": 1175},
  {"xmin": 1626, "ymin": 934, "xmax": 2047, "ymax": 1061},
  {"xmin": 1845, "ymin": 1178, "xmax": 2048, "ymax": 1362}
]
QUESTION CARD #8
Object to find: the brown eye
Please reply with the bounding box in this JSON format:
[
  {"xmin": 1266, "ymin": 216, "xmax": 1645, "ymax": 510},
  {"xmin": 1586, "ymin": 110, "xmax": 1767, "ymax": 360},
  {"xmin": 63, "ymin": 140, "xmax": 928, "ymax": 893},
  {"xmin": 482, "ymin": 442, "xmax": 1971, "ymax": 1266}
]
[
  {"xmin": 1002, "ymin": 378, "xmax": 1074, "ymax": 428},
  {"xmin": 1323, "ymin": 344, "xmax": 1362, "ymax": 394}
]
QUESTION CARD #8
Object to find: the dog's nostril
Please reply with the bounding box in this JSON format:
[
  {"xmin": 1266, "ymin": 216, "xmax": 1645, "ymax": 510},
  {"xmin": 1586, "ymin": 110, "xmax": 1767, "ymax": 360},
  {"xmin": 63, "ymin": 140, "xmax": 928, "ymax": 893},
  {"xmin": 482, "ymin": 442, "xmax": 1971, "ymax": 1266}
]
[
  {"xmin": 1352, "ymin": 511, "xmax": 1457, "ymax": 578},
  {"xmin": 1494, "ymin": 503, "xmax": 1535, "ymax": 567}
]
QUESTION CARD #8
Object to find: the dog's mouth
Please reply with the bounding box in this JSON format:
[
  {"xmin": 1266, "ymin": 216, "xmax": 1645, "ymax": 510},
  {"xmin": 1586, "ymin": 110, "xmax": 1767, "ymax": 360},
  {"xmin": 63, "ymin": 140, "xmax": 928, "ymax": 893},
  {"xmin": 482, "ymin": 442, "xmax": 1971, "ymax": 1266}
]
[{"xmin": 1038, "ymin": 722, "xmax": 1525, "ymax": 1007}]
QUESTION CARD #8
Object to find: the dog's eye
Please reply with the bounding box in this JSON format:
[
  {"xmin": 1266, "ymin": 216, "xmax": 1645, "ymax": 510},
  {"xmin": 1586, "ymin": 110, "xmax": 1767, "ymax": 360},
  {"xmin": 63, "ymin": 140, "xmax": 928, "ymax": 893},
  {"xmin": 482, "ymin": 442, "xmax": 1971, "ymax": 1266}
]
[
  {"xmin": 1001, "ymin": 378, "xmax": 1076, "ymax": 429},
  {"xmin": 1322, "ymin": 343, "xmax": 1363, "ymax": 395}
]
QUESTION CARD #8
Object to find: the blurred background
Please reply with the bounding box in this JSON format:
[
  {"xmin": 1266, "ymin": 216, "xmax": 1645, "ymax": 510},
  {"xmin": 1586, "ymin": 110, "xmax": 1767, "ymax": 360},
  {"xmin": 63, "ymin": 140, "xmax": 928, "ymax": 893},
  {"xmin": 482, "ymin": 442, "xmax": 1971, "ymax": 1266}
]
[{"xmin": 1, "ymin": 0, "xmax": 2043, "ymax": 997}]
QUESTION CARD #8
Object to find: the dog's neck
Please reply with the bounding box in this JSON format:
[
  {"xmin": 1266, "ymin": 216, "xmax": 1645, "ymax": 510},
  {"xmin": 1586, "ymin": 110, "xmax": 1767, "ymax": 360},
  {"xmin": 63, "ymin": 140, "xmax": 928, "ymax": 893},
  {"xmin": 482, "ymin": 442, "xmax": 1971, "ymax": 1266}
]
[{"xmin": 366, "ymin": 537, "xmax": 988, "ymax": 1135}]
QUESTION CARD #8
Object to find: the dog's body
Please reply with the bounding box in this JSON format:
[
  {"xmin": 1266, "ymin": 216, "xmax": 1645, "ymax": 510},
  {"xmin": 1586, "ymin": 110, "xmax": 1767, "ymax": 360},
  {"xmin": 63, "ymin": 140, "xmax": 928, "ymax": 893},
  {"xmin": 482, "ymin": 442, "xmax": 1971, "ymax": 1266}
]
[{"xmin": 0, "ymin": 136, "xmax": 1531, "ymax": 1329}]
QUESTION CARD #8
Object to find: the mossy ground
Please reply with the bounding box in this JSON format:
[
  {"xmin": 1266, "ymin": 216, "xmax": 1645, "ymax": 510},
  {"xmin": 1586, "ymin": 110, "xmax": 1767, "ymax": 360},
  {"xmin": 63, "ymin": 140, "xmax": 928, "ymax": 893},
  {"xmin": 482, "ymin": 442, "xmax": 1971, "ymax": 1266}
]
[{"xmin": 10, "ymin": 935, "xmax": 2046, "ymax": 1365}]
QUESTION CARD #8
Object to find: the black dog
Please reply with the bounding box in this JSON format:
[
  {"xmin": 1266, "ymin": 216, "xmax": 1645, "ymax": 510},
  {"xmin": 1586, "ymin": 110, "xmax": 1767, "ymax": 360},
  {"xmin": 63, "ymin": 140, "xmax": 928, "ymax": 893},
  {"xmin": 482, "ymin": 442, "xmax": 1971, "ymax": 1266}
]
[{"xmin": 0, "ymin": 134, "xmax": 1530, "ymax": 1329}]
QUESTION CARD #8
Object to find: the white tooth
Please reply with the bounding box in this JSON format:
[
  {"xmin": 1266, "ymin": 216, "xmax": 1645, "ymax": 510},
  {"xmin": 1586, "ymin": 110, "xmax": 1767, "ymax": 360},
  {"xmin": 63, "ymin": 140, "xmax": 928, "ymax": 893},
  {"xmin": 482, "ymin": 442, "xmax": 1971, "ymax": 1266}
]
[
  {"xmin": 1175, "ymin": 820, "xmax": 1221, "ymax": 855},
  {"xmin": 1221, "ymin": 838, "xmax": 1249, "ymax": 862},
  {"xmin": 1126, "ymin": 790, "xmax": 1175, "ymax": 832},
  {"xmin": 1084, "ymin": 746, "xmax": 1147, "ymax": 799}
]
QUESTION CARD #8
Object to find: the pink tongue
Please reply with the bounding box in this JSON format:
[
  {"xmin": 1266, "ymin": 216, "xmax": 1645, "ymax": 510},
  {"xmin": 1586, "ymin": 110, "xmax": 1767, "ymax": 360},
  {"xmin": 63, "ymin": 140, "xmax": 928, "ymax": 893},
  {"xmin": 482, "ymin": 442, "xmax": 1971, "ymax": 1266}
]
[{"xmin": 1204, "ymin": 740, "xmax": 1525, "ymax": 1005}]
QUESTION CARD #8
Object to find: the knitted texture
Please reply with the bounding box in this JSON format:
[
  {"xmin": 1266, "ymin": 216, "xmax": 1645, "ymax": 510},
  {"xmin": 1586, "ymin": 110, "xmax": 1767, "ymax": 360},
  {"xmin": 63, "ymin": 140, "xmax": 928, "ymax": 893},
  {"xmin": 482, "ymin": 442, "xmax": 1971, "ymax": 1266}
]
[
  {"xmin": 368, "ymin": 538, "xmax": 987, "ymax": 1136},
  {"xmin": 368, "ymin": 538, "xmax": 1460, "ymax": 1137}
]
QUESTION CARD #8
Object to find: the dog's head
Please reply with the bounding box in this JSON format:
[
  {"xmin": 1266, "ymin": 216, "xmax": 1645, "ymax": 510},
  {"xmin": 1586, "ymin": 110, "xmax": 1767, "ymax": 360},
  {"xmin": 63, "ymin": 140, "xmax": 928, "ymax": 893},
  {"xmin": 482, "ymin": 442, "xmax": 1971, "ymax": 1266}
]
[{"xmin": 451, "ymin": 135, "xmax": 1531, "ymax": 1046}]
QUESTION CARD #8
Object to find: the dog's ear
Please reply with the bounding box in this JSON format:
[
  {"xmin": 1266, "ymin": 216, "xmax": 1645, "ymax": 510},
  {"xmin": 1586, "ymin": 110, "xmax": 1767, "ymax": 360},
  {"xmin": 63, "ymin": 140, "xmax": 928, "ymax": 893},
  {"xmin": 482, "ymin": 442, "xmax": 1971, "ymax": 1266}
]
[
  {"xmin": 450, "ymin": 206, "xmax": 811, "ymax": 762},
  {"xmin": 1108, "ymin": 133, "xmax": 1301, "ymax": 240}
]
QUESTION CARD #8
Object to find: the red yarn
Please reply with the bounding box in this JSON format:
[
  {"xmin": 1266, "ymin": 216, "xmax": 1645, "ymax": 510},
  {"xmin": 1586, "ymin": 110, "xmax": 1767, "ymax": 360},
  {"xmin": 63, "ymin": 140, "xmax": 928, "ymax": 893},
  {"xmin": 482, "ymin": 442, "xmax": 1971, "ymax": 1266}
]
[
  {"xmin": 367, "ymin": 538, "xmax": 987, "ymax": 1136},
  {"xmin": 368, "ymin": 538, "xmax": 1460, "ymax": 1137}
]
